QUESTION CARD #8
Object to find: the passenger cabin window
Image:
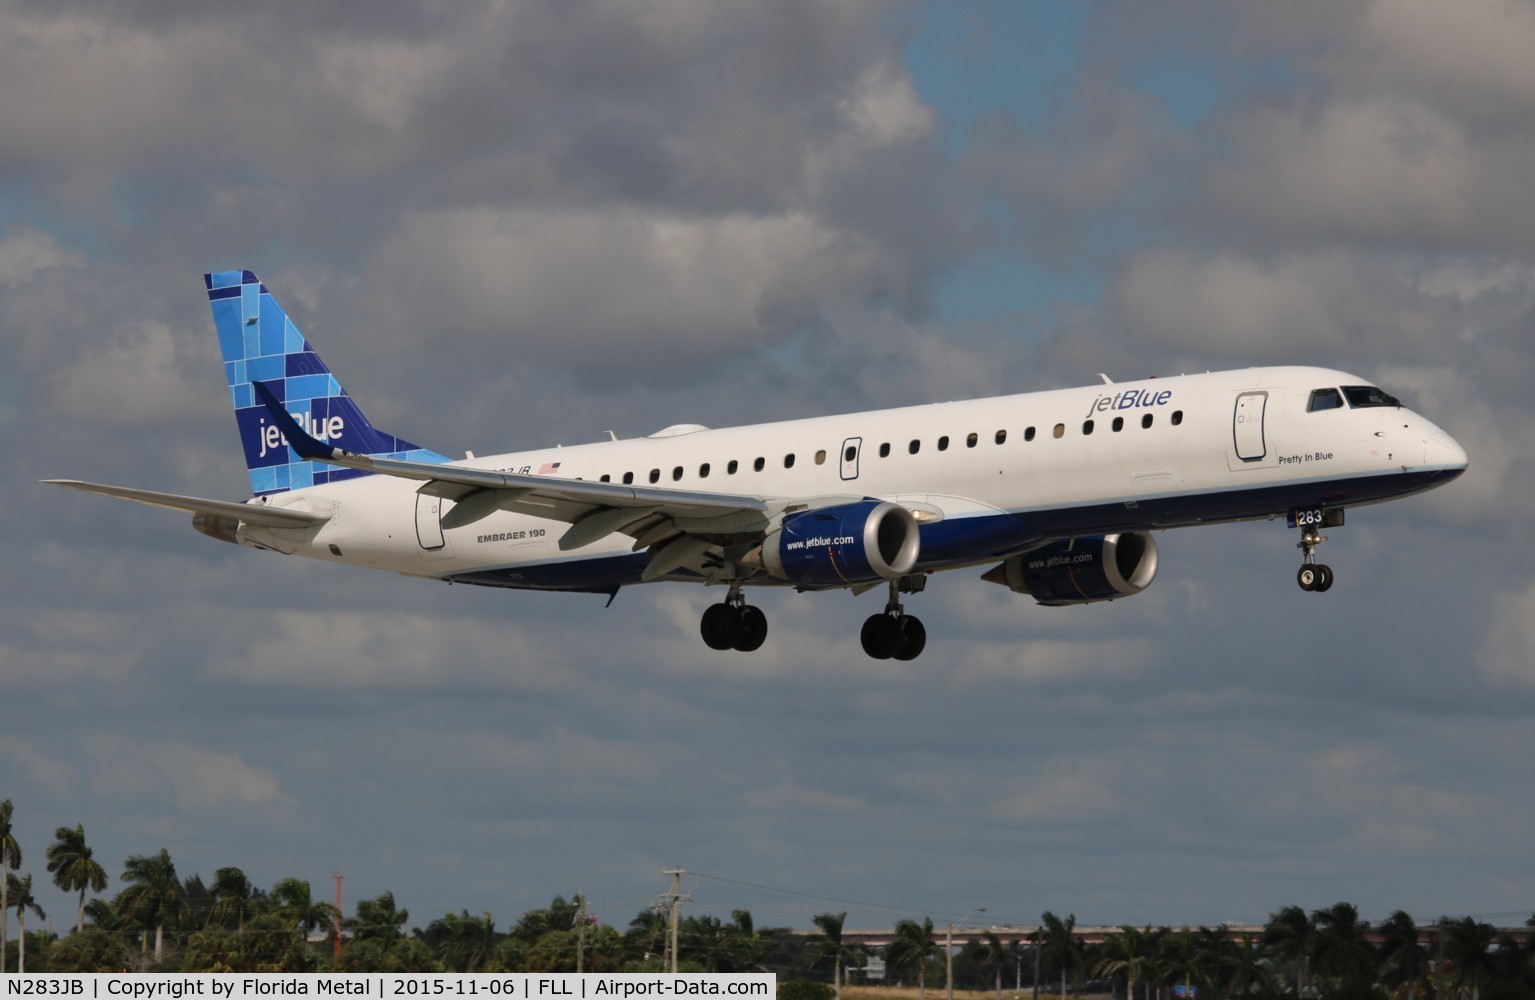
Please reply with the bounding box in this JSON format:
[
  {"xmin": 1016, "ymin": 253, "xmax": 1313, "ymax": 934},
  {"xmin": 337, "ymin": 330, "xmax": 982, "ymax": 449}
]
[
  {"xmin": 909, "ymin": 440, "xmax": 920, "ymax": 454},
  {"xmin": 1083, "ymin": 419, "xmax": 1095, "ymax": 435},
  {"xmin": 727, "ymin": 460, "xmax": 739, "ymax": 475},
  {"xmin": 699, "ymin": 463, "xmax": 710, "ymax": 478},
  {"xmin": 1025, "ymin": 426, "xmax": 1036, "ymax": 441},
  {"xmin": 1171, "ymin": 410, "xmax": 1183, "ymax": 425},
  {"xmin": 1112, "ymin": 417, "xmax": 1123, "ymax": 432},
  {"xmin": 938, "ymin": 436, "xmax": 949, "ymax": 451},
  {"xmin": 1342, "ymin": 385, "xmax": 1401, "ymax": 408},
  {"xmin": 1053, "ymin": 423, "xmax": 1065, "ymax": 439},
  {"xmin": 753, "ymin": 457, "xmax": 765, "ymax": 472},
  {"xmin": 879, "ymin": 443, "xmax": 891, "ymax": 458},
  {"xmin": 623, "ymin": 472, "xmax": 634, "ymax": 485},
  {"xmin": 672, "ymin": 466, "xmax": 684, "ymax": 481},
  {"xmin": 966, "ymin": 433, "xmax": 978, "ymax": 448},
  {"xmin": 649, "ymin": 469, "xmax": 660, "ymax": 483},
  {"xmin": 995, "ymin": 429, "xmax": 1007, "ymax": 445},
  {"xmin": 844, "ymin": 446, "xmax": 856, "ymax": 463},
  {"xmin": 1308, "ymin": 388, "xmax": 1344, "ymax": 412},
  {"xmin": 600, "ymin": 474, "xmax": 611, "ymax": 482},
  {"xmin": 784, "ymin": 453, "xmax": 795, "ymax": 469},
  {"xmin": 1141, "ymin": 414, "xmax": 1153, "ymax": 429},
  {"xmin": 815, "ymin": 450, "xmax": 827, "ymax": 465}
]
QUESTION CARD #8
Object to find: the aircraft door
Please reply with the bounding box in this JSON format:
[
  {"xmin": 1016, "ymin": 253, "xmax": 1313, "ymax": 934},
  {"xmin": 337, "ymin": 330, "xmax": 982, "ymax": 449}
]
[
  {"xmin": 840, "ymin": 437, "xmax": 862, "ymax": 481},
  {"xmin": 1233, "ymin": 391, "xmax": 1268, "ymax": 462},
  {"xmin": 415, "ymin": 492, "xmax": 448, "ymax": 552}
]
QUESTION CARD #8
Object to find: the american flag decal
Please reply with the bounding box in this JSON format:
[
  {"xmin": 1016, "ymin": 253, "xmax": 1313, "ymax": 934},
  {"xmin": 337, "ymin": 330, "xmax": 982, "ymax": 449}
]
[{"xmin": 538, "ymin": 461, "xmax": 562, "ymax": 475}]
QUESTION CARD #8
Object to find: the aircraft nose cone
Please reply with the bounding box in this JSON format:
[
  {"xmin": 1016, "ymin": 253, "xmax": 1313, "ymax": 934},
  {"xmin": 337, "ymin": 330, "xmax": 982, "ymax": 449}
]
[{"xmin": 1425, "ymin": 431, "xmax": 1469, "ymax": 474}]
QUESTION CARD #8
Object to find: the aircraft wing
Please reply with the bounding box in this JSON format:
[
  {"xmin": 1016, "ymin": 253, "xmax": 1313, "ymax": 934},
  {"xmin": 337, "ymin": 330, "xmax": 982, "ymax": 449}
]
[
  {"xmin": 41, "ymin": 480, "xmax": 330, "ymax": 527},
  {"xmin": 251, "ymin": 382, "xmax": 777, "ymax": 571}
]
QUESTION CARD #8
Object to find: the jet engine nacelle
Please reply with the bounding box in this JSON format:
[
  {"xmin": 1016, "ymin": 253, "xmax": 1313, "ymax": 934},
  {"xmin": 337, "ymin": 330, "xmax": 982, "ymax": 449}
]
[
  {"xmin": 983, "ymin": 531, "xmax": 1158, "ymax": 606},
  {"xmin": 759, "ymin": 500, "xmax": 921, "ymax": 589}
]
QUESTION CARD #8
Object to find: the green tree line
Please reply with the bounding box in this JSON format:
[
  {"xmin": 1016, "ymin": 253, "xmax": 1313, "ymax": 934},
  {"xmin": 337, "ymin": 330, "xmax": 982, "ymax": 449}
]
[{"xmin": 2, "ymin": 801, "xmax": 1533, "ymax": 994}]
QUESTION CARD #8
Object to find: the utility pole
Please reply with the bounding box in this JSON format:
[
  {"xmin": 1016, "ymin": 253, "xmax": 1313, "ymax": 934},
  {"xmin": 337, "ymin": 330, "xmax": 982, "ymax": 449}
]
[
  {"xmin": 947, "ymin": 908, "xmax": 986, "ymax": 1000},
  {"xmin": 332, "ymin": 873, "xmax": 344, "ymax": 961},
  {"xmin": 575, "ymin": 892, "xmax": 588, "ymax": 974},
  {"xmin": 661, "ymin": 868, "xmax": 689, "ymax": 973}
]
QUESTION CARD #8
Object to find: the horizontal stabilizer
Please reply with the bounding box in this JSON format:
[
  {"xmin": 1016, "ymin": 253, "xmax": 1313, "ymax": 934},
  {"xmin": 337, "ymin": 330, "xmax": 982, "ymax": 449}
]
[{"xmin": 42, "ymin": 480, "xmax": 330, "ymax": 528}]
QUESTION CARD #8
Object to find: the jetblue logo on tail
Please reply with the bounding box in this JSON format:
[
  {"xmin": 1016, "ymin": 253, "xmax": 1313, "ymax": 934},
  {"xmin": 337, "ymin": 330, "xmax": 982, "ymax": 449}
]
[{"xmin": 258, "ymin": 413, "xmax": 346, "ymax": 459}]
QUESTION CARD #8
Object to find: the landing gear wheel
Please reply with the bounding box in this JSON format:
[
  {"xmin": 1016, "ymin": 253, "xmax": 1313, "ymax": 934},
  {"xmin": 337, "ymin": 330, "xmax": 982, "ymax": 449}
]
[
  {"xmin": 861, "ymin": 614, "xmax": 901, "ymax": 659},
  {"xmin": 1295, "ymin": 518, "xmax": 1338, "ymax": 594},
  {"xmin": 734, "ymin": 605, "xmax": 768, "ymax": 652},
  {"xmin": 700, "ymin": 602, "xmax": 744, "ymax": 650},
  {"xmin": 892, "ymin": 616, "xmax": 927, "ymax": 661}
]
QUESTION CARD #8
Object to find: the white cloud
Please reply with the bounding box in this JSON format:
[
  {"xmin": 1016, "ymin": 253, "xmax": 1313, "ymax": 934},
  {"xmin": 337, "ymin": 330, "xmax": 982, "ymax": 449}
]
[
  {"xmin": 359, "ymin": 206, "xmax": 905, "ymax": 364},
  {"xmin": 1479, "ymin": 578, "xmax": 1535, "ymax": 688},
  {"xmin": 0, "ymin": 226, "xmax": 84, "ymax": 286},
  {"xmin": 150, "ymin": 742, "xmax": 284, "ymax": 810}
]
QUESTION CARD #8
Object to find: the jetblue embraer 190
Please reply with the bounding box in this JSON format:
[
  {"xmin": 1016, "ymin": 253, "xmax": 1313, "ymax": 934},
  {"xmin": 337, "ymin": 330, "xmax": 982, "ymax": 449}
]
[{"xmin": 47, "ymin": 270, "xmax": 1469, "ymax": 659}]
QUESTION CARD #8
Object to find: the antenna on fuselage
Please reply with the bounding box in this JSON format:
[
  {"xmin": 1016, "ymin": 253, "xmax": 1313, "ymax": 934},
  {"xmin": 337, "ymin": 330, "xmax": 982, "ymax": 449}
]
[{"xmin": 1099, "ymin": 373, "xmax": 1114, "ymax": 384}]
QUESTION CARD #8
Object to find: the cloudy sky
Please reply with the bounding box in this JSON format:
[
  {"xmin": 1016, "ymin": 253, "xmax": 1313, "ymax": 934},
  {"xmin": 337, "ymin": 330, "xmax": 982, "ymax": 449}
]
[{"xmin": 5, "ymin": 0, "xmax": 1534, "ymax": 944}]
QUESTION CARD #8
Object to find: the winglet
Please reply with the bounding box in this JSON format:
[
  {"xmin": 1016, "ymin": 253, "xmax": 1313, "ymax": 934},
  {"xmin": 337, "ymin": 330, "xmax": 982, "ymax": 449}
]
[{"xmin": 251, "ymin": 380, "xmax": 344, "ymax": 463}]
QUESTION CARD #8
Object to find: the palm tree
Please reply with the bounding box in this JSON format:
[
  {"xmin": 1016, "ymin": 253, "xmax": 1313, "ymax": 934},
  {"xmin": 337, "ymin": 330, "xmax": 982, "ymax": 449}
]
[
  {"xmin": 1444, "ymin": 917, "xmax": 1496, "ymax": 1000},
  {"xmin": 118, "ymin": 848, "xmax": 184, "ymax": 964},
  {"xmin": 1309, "ymin": 902, "xmax": 1377, "ymax": 992},
  {"xmin": 887, "ymin": 917, "xmax": 940, "ymax": 1000},
  {"xmin": 1220, "ymin": 932, "xmax": 1274, "ymax": 999},
  {"xmin": 1378, "ymin": 911, "xmax": 1428, "ymax": 1000},
  {"xmin": 0, "ymin": 799, "xmax": 19, "ymax": 975},
  {"xmin": 811, "ymin": 911, "xmax": 861, "ymax": 1000},
  {"xmin": 349, "ymin": 890, "xmax": 410, "ymax": 944},
  {"xmin": 973, "ymin": 930, "xmax": 1010, "ymax": 1000},
  {"xmin": 271, "ymin": 877, "xmax": 342, "ymax": 943},
  {"xmin": 1095, "ymin": 926, "xmax": 1156, "ymax": 1000},
  {"xmin": 5, "ymin": 873, "xmax": 46, "ymax": 974},
  {"xmin": 420, "ymin": 910, "xmax": 497, "ymax": 972},
  {"xmin": 1264, "ymin": 905, "xmax": 1314, "ymax": 996},
  {"xmin": 1039, "ymin": 912, "xmax": 1083, "ymax": 1000},
  {"xmin": 210, "ymin": 867, "xmax": 260, "ymax": 934},
  {"xmin": 47, "ymin": 824, "xmax": 109, "ymax": 934}
]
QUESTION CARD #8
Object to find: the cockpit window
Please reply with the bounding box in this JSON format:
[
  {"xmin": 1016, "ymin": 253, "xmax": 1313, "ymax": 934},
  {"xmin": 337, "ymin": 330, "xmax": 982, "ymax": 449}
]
[
  {"xmin": 1307, "ymin": 388, "xmax": 1344, "ymax": 412},
  {"xmin": 1342, "ymin": 385, "xmax": 1400, "ymax": 408}
]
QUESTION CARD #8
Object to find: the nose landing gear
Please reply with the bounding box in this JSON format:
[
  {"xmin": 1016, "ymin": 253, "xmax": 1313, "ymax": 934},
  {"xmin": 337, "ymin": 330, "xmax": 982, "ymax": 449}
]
[{"xmin": 1296, "ymin": 523, "xmax": 1335, "ymax": 593}]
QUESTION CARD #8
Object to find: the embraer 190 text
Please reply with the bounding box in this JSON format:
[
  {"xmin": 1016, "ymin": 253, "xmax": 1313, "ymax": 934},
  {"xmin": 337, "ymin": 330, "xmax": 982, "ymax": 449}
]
[{"xmin": 47, "ymin": 270, "xmax": 1469, "ymax": 659}]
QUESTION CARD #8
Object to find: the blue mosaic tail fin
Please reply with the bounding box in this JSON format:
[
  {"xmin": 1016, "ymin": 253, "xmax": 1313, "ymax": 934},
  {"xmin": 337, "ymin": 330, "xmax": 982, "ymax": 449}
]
[{"xmin": 204, "ymin": 269, "xmax": 448, "ymax": 496}]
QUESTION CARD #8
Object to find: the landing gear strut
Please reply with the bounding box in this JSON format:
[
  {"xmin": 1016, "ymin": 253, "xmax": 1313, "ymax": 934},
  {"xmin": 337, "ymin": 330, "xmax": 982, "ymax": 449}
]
[
  {"xmin": 1296, "ymin": 523, "xmax": 1335, "ymax": 593},
  {"xmin": 699, "ymin": 584, "xmax": 768, "ymax": 652},
  {"xmin": 860, "ymin": 578, "xmax": 927, "ymax": 660}
]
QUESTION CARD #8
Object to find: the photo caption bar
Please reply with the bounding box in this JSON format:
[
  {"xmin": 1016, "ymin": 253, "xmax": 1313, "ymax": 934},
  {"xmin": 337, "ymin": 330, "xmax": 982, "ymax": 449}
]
[{"xmin": 2, "ymin": 975, "xmax": 776, "ymax": 999}]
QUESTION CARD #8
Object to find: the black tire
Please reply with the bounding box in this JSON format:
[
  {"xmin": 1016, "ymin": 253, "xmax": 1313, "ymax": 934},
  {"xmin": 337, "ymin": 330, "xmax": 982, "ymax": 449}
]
[
  {"xmin": 1297, "ymin": 566, "xmax": 1318, "ymax": 592},
  {"xmin": 1314, "ymin": 565, "xmax": 1335, "ymax": 592},
  {"xmin": 701, "ymin": 602, "xmax": 743, "ymax": 650},
  {"xmin": 860, "ymin": 614, "xmax": 900, "ymax": 659},
  {"xmin": 734, "ymin": 605, "xmax": 768, "ymax": 652},
  {"xmin": 892, "ymin": 616, "xmax": 927, "ymax": 661}
]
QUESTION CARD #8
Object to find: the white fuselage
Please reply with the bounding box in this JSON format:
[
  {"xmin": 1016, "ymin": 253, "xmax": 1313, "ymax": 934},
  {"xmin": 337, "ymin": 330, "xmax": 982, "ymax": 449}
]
[{"xmin": 238, "ymin": 366, "xmax": 1466, "ymax": 593}]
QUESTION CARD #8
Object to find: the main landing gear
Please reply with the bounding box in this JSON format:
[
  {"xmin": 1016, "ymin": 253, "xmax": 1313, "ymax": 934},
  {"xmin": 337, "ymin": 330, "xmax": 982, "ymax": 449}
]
[
  {"xmin": 860, "ymin": 579, "xmax": 927, "ymax": 661},
  {"xmin": 697, "ymin": 577, "xmax": 931, "ymax": 659},
  {"xmin": 1296, "ymin": 522, "xmax": 1335, "ymax": 593},
  {"xmin": 699, "ymin": 584, "xmax": 768, "ymax": 652}
]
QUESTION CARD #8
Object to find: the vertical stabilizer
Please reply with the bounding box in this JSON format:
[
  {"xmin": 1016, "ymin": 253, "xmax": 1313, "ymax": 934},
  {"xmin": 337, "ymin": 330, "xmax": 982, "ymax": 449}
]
[{"xmin": 204, "ymin": 269, "xmax": 447, "ymax": 496}]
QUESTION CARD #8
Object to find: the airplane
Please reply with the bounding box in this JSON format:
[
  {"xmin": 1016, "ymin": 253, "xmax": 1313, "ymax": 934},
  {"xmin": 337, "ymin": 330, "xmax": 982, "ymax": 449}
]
[{"xmin": 46, "ymin": 269, "xmax": 1469, "ymax": 660}]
